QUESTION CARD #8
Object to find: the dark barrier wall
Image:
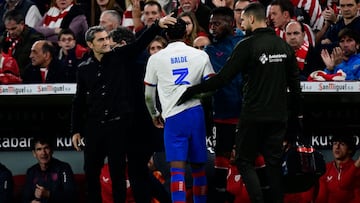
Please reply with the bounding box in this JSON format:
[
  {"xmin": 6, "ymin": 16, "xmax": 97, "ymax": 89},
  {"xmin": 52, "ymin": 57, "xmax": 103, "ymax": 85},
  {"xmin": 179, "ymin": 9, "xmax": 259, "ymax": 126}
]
[
  {"xmin": 0, "ymin": 83, "xmax": 359, "ymax": 151},
  {"xmin": 0, "ymin": 84, "xmax": 74, "ymax": 151}
]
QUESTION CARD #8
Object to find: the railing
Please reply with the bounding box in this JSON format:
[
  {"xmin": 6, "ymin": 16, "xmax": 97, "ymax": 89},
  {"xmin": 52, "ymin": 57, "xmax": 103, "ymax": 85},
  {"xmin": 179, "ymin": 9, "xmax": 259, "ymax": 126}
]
[{"xmin": 1, "ymin": 82, "xmax": 360, "ymax": 95}]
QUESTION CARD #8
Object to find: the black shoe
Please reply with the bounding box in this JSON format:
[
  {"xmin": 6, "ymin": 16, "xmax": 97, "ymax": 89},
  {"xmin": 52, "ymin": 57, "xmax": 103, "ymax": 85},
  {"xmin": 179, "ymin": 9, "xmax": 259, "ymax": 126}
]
[
  {"xmin": 214, "ymin": 190, "xmax": 227, "ymax": 203},
  {"xmin": 224, "ymin": 191, "xmax": 235, "ymax": 203}
]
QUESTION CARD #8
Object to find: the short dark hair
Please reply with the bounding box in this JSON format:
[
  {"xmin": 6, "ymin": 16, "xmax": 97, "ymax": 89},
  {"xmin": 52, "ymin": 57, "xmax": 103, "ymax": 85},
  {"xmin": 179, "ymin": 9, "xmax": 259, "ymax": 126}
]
[
  {"xmin": 338, "ymin": 28, "xmax": 360, "ymax": 44},
  {"xmin": 210, "ymin": 6, "xmax": 234, "ymax": 22},
  {"xmin": 108, "ymin": 26, "xmax": 136, "ymax": 44},
  {"xmin": 85, "ymin": 26, "xmax": 106, "ymax": 42},
  {"xmin": 166, "ymin": 18, "xmax": 187, "ymax": 40},
  {"xmin": 331, "ymin": 134, "xmax": 357, "ymax": 157},
  {"xmin": 243, "ymin": 2, "xmax": 267, "ymax": 22},
  {"xmin": 31, "ymin": 136, "xmax": 53, "ymax": 151},
  {"xmin": 58, "ymin": 28, "xmax": 76, "ymax": 41},
  {"xmin": 4, "ymin": 9, "xmax": 25, "ymax": 24},
  {"xmin": 144, "ymin": 0, "xmax": 162, "ymax": 13},
  {"xmin": 270, "ymin": 0, "xmax": 295, "ymax": 18},
  {"xmin": 40, "ymin": 40, "xmax": 56, "ymax": 59}
]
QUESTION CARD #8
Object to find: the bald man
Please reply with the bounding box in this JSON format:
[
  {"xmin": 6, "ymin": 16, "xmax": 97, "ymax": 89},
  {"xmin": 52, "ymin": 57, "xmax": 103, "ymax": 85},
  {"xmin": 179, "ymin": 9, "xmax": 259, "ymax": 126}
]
[
  {"xmin": 99, "ymin": 10, "xmax": 122, "ymax": 32},
  {"xmin": 193, "ymin": 35, "xmax": 211, "ymax": 50}
]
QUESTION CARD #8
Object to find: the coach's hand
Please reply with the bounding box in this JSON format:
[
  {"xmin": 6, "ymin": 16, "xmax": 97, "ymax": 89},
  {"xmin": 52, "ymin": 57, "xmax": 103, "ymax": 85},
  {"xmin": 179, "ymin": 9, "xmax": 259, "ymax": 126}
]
[{"xmin": 158, "ymin": 13, "xmax": 177, "ymax": 28}]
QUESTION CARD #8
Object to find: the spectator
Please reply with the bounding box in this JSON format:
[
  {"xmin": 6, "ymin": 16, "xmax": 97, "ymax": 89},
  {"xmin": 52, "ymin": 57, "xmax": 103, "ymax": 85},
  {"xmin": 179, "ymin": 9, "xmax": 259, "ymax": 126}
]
[
  {"xmin": 22, "ymin": 40, "xmax": 67, "ymax": 83},
  {"xmin": 0, "ymin": 162, "xmax": 13, "ymax": 203},
  {"xmin": 22, "ymin": 136, "xmax": 76, "ymax": 203},
  {"xmin": 290, "ymin": 0, "xmax": 324, "ymax": 32},
  {"xmin": 203, "ymin": 6, "xmax": 244, "ymax": 203},
  {"xmin": 158, "ymin": 0, "xmax": 177, "ymax": 14},
  {"xmin": 0, "ymin": 0, "xmax": 42, "ymax": 35},
  {"xmin": 147, "ymin": 35, "xmax": 168, "ymax": 55},
  {"xmin": 315, "ymin": 3, "xmax": 338, "ymax": 44},
  {"xmin": 175, "ymin": 0, "xmax": 211, "ymax": 35},
  {"xmin": 144, "ymin": 17, "xmax": 214, "ymax": 203},
  {"xmin": 0, "ymin": 9, "xmax": 44, "ymax": 75},
  {"xmin": 322, "ymin": 0, "xmax": 340, "ymax": 21},
  {"xmin": 57, "ymin": 28, "xmax": 88, "ymax": 83},
  {"xmin": 285, "ymin": 20, "xmax": 321, "ymax": 80},
  {"xmin": 206, "ymin": 0, "xmax": 236, "ymax": 9},
  {"xmin": 121, "ymin": 0, "xmax": 141, "ymax": 32},
  {"xmin": 71, "ymin": 15, "xmax": 176, "ymax": 203},
  {"xmin": 320, "ymin": 0, "xmax": 360, "ymax": 49},
  {"xmin": 34, "ymin": 0, "xmax": 88, "ymax": 46},
  {"xmin": 177, "ymin": 3, "xmax": 302, "ymax": 203},
  {"xmin": 99, "ymin": 9, "xmax": 122, "ymax": 32},
  {"xmin": 0, "ymin": 42, "xmax": 22, "ymax": 84},
  {"xmin": 32, "ymin": 0, "xmax": 52, "ymax": 15},
  {"xmin": 134, "ymin": 0, "xmax": 164, "ymax": 37},
  {"xmin": 178, "ymin": 11, "xmax": 207, "ymax": 46},
  {"xmin": 269, "ymin": 0, "xmax": 315, "ymax": 47},
  {"xmin": 233, "ymin": 0, "xmax": 250, "ymax": 32},
  {"xmin": 321, "ymin": 28, "xmax": 360, "ymax": 81},
  {"xmin": 93, "ymin": 0, "xmax": 123, "ymax": 26},
  {"xmin": 316, "ymin": 134, "xmax": 360, "ymax": 203},
  {"xmin": 193, "ymin": 35, "xmax": 211, "ymax": 50},
  {"xmin": 133, "ymin": 0, "xmax": 166, "ymax": 83}
]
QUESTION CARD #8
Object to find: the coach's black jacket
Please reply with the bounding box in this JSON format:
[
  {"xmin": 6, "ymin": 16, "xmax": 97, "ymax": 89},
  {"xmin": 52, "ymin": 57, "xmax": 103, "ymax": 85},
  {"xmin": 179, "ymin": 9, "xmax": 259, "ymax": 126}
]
[{"xmin": 71, "ymin": 22, "xmax": 162, "ymax": 135}]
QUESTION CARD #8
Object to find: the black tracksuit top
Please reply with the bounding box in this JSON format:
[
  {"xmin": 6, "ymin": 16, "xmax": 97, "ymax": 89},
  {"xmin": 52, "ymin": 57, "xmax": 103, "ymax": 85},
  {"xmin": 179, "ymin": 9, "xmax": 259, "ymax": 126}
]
[{"xmin": 190, "ymin": 27, "xmax": 302, "ymax": 122}]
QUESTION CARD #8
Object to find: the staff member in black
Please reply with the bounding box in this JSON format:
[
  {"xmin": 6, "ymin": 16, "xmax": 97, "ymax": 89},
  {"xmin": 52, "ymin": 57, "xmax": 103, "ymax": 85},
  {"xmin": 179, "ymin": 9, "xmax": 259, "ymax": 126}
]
[
  {"xmin": 71, "ymin": 15, "xmax": 176, "ymax": 203},
  {"xmin": 177, "ymin": 3, "xmax": 302, "ymax": 203}
]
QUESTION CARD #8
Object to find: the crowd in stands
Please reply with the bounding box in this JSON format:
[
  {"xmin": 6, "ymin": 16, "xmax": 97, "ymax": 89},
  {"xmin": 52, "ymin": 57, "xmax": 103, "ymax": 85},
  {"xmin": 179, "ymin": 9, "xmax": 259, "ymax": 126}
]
[
  {"xmin": 0, "ymin": 0, "xmax": 358, "ymax": 85},
  {"xmin": 0, "ymin": 0, "xmax": 360, "ymax": 202}
]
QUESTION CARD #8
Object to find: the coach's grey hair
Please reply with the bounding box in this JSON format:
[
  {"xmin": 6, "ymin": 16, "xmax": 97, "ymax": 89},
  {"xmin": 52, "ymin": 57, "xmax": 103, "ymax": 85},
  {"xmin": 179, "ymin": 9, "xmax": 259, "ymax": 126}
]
[{"xmin": 85, "ymin": 26, "xmax": 106, "ymax": 43}]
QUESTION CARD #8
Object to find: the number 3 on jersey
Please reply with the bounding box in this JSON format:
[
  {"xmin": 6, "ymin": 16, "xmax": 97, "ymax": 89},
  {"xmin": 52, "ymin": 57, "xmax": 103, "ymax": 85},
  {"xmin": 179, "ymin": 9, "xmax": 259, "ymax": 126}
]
[{"xmin": 173, "ymin": 68, "xmax": 190, "ymax": 85}]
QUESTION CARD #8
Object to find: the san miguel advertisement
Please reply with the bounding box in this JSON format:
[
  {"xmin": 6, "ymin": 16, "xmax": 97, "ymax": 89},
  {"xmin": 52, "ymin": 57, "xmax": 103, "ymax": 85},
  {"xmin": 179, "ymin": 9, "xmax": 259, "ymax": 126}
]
[{"xmin": 1, "ymin": 83, "xmax": 360, "ymax": 151}]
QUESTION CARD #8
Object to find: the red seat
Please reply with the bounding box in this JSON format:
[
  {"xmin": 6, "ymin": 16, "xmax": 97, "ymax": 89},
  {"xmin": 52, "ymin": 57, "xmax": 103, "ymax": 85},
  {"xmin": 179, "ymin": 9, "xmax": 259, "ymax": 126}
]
[{"xmin": 13, "ymin": 175, "xmax": 26, "ymax": 203}]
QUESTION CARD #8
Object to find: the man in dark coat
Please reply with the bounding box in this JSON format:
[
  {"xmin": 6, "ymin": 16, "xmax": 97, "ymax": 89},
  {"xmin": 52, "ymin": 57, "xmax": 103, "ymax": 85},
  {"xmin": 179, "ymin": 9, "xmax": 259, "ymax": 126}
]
[
  {"xmin": 22, "ymin": 40, "xmax": 67, "ymax": 83},
  {"xmin": 71, "ymin": 15, "xmax": 176, "ymax": 203}
]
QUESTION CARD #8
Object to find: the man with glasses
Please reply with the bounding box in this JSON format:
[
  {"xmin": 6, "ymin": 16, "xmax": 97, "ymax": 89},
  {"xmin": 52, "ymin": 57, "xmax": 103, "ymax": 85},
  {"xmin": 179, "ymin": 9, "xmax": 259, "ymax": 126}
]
[
  {"xmin": 57, "ymin": 28, "xmax": 88, "ymax": 82},
  {"xmin": 234, "ymin": 0, "xmax": 250, "ymax": 32}
]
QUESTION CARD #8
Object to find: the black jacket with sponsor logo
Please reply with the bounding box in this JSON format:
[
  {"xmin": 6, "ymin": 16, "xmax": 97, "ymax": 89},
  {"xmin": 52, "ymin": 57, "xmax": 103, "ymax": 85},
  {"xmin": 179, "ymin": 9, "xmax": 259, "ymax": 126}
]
[{"xmin": 187, "ymin": 27, "xmax": 302, "ymax": 121}]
